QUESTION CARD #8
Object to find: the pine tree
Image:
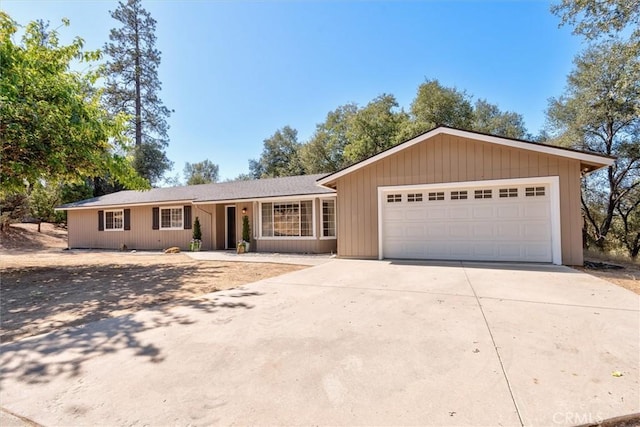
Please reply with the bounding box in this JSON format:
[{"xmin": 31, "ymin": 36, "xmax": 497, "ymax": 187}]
[{"xmin": 103, "ymin": 0, "xmax": 172, "ymax": 185}]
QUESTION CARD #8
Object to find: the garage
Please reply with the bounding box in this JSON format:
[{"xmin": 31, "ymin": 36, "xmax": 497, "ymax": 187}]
[
  {"xmin": 379, "ymin": 177, "xmax": 561, "ymax": 263},
  {"xmin": 318, "ymin": 127, "xmax": 614, "ymax": 265}
]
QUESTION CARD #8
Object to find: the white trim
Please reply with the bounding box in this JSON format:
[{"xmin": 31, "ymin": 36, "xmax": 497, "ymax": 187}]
[
  {"xmin": 318, "ymin": 127, "xmax": 614, "ymax": 187},
  {"xmin": 57, "ymin": 200, "xmax": 194, "ymax": 211},
  {"xmin": 319, "ymin": 197, "xmax": 337, "ymax": 239},
  {"xmin": 377, "ymin": 176, "xmax": 563, "ymax": 265},
  {"xmin": 159, "ymin": 206, "xmax": 184, "ymax": 231},
  {"xmin": 104, "ymin": 209, "xmax": 124, "ymax": 232},
  {"xmin": 224, "ymin": 205, "xmax": 235, "ymax": 249},
  {"xmin": 194, "ymin": 194, "xmax": 335, "ymax": 205}
]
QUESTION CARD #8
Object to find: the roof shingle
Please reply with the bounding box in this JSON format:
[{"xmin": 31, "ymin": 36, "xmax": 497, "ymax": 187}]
[{"xmin": 58, "ymin": 174, "xmax": 334, "ymax": 209}]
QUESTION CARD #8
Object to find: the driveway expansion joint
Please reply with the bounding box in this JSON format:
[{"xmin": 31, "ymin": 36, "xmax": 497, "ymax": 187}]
[
  {"xmin": 478, "ymin": 295, "xmax": 640, "ymax": 312},
  {"xmin": 462, "ymin": 264, "xmax": 525, "ymax": 427}
]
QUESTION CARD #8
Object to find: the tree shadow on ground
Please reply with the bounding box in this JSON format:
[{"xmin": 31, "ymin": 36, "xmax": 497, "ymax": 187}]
[
  {"xmin": 0, "ymin": 288, "xmax": 261, "ymax": 385},
  {"xmin": 0, "ymin": 262, "xmax": 243, "ymax": 342}
]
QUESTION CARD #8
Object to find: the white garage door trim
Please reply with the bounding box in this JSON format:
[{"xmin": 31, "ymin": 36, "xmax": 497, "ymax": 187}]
[{"xmin": 377, "ymin": 176, "xmax": 562, "ymax": 265}]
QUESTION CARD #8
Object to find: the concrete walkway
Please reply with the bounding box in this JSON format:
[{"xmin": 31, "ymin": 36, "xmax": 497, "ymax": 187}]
[
  {"xmin": 185, "ymin": 250, "xmax": 334, "ymax": 265},
  {"xmin": 1, "ymin": 260, "xmax": 638, "ymax": 426}
]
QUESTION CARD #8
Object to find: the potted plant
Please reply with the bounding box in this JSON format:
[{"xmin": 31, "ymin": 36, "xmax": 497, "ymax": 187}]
[
  {"xmin": 190, "ymin": 216, "xmax": 202, "ymax": 251},
  {"xmin": 242, "ymin": 215, "xmax": 251, "ymax": 252},
  {"xmin": 236, "ymin": 240, "xmax": 246, "ymax": 254}
]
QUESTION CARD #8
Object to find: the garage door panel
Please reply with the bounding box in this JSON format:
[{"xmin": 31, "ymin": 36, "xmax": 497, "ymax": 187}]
[
  {"xmin": 382, "ymin": 183, "xmax": 553, "ymax": 263},
  {"xmin": 384, "ymin": 224, "xmax": 406, "ymax": 238},
  {"xmin": 450, "ymin": 207, "xmax": 471, "ymax": 219},
  {"xmin": 384, "ymin": 209, "xmax": 405, "ymax": 221},
  {"xmin": 450, "ymin": 224, "xmax": 471, "ymax": 238},
  {"xmin": 426, "ymin": 224, "xmax": 449, "ymax": 238},
  {"xmin": 497, "ymin": 205, "xmax": 520, "ymax": 218},
  {"xmin": 472, "ymin": 206, "xmax": 495, "ymax": 218},
  {"xmin": 472, "ymin": 224, "xmax": 495, "ymax": 238},
  {"xmin": 406, "ymin": 225, "xmax": 426, "ymax": 238},
  {"xmin": 427, "ymin": 207, "xmax": 448, "ymax": 219},
  {"xmin": 523, "ymin": 204, "xmax": 549, "ymax": 219},
  {"xmin": 523, "ymin": 223, "xmax": 551, "ymax": 239},
  {"xmin": 404, "ymin": 209, "xmax": 427, "ymax": 221}
]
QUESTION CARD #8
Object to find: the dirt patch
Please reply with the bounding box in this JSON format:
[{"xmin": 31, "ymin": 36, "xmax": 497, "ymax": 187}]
[
  {"xmin": 0, "ymin": 224, "xmax": 305, "ymax": 343},
  {"xmin": 576, "ymin": 258, "xmax": 640, "ymax": 295},
  {"xmin": 0, "ymin": 222, "xmax": 68, "ymax": 252}
]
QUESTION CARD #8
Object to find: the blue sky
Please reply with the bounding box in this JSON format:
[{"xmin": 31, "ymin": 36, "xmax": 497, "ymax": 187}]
[{"xmin": 3, "ymin": 1, "xmax": 583, "ymax": 182}]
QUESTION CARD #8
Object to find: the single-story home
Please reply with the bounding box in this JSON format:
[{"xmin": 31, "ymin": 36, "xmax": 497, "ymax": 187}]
[{"xmin": 57, "ymin": 126, "xmax": 614, "ymax": 265}]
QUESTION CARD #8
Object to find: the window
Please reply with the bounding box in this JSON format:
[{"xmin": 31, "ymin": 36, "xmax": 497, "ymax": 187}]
[
  {"xmin": 499, "ymin": 188, "xmax": 518, "ymax": 198},
  {"xmin": 451, "ymin": 190, "xmax": 468, "ymax": 200},
  {"xmin": 387, "ymin": 194, "xmax": 402, "ymax": 203},
  {"xmin": 160, "ymin": 207, "xmax": 183, "ymax": 229},
  {"xmin": 261, "ymin": 200, "xmax": 313, "ymax": 237},
  {"xmin": 105, "ymin": 210, "xmax": 123, "ymax": 231},
  {"xmin": 322, "ymin": 199, "xmax": 336, "ymax": 238},
  {"xmin": 525, "ymin": 186, "xmax": 545, "ymax": 197},
  {"xmin": 428, "ymin": 192, "xmax": 445, "ymax": 201},
  {"xmin": 474, "ymin": 189, "xmax": 492, "ymax": 199},
  {"xmin": 408, "ymin": 193, "xmax": 423, "ymax": 202}
]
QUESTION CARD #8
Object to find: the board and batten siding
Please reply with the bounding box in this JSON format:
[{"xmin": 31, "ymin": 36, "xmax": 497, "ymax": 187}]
[
  {"xmin": 334, "ymin": 133, "xmax": 584, "ymax": 265},
  {"xmin": 68, "ymin": 204, "xmax": 214, "ymax": 250}
]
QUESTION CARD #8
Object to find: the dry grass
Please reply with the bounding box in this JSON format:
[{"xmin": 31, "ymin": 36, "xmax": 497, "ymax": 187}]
[
  {"xmin": 0, "ymin": 224, "xmax": 305, "ymax": 343},
  {"xmin": 576, "ymin": 249, "xmax": 640, "ymax": 295}
]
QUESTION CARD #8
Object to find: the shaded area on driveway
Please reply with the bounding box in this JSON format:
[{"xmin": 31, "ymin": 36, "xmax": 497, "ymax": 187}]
[
  {"xmin": 0, "ymin": 257, "xmax": 302, "ymax": 342},
  {"xmin": 0, "ymin": 289, "xmax": 261, "ymax": 385}
]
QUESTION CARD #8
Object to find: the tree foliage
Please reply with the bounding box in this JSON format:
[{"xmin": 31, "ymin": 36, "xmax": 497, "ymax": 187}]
[
  {"xmin": 472, "ymin": 99, "xmax": 528, "ymax": 139},
  {"xmin": 300, "ymin": 103, "xmax": 358, "ymax": 174},
  {"xmin": 0, "ymin": 12, "xmax": 146, "ymax": 196},
  {"xmin": 184, "ymin": 159, "xmax": 219, "ymax": 185},
  {"xmin": 551, "ymin": 0, "xmax": 639, "ymax": 44},
  {"xmin": 343, "ymin": 94, "xmax": 408, "ymax": 164},
  {"xmin": 103, "ymin": 0, "xmax": 172, "ymax": 185},
  {"xmin": 249, "ymin": 126, "xmax": 304, "ymax": 178},
  {"xmin": 410, "ymin": 79, "xmax": 474, "ymax": 130},
  {"xmin": 547, "ymin": 39, "xmax": 640, "ymax": 255}
]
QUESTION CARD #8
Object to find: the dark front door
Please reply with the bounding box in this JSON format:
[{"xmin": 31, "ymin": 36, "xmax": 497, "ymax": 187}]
[{"xmin": 226, "ymin": 206, "xmax": 236, "ymax": 249}]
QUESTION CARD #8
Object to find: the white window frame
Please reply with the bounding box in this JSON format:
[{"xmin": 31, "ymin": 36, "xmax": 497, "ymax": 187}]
[
  {"xmin": 104, "ymin": 209, "xmax": 124, "ymax": 231},
  {"xmin": 320, "ymin": 197, "xmax": 337, "ymax": 240},
  {"xmin": 160, "ymin": 206, "xmax": 184, "ymax": 230},
  {"xmin": 258, "ymin": 197, "xmax": 316, "ymax": 240}
]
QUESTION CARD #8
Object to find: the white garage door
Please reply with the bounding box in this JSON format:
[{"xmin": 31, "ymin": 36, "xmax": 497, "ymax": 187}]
[{"xmin": 382, "ymin": 182, "xmax": 553, "ymax": 262}]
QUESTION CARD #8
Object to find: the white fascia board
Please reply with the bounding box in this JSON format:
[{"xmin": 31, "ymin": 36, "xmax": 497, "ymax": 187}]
[
  {"xmin": 318, "ymin": 127, "xmax": 615, "ymax": 186},
  {"xmin": 193, "ymin": 193, "xmax": 335, "ymax": 205}
]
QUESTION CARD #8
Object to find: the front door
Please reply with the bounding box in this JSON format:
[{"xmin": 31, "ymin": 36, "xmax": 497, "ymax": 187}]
[{"xmin": 226, "ymin": 206, "xmax": 236, "ymax": 249}]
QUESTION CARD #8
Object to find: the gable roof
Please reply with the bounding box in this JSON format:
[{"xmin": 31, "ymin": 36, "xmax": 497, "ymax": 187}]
[
  {"xmin": 58, "ymin": 174, "xmax": 335, "ymax": 210},
  {"xmin": 317, "ymin": 126, "xmax": 616, "ymax": 187}
]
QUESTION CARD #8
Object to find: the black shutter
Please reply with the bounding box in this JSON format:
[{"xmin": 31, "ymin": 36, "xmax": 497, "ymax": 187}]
[
  {"xmin": 184, "ymin": 205, "xmax": 192, "ymax": 229},
  {"xmin": 152, "ymin": 207, "xmax": 159, "ymax": 230},
  {"xmin": 124, "ymin": 209, "xmax": 131, "ymax": 231},
  {"xmin": 98, "ymin": 210, "xmax": 104, "ymax": 231}
]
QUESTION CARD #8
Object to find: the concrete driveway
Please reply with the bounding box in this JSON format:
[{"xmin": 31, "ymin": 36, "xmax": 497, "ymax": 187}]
[{"xmin": 1, "ymin": 260, "xmax": 638, "ymax": 426}]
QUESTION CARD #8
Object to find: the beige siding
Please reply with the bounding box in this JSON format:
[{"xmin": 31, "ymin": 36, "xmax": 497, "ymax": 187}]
[
  {"xmin": 335, "ymin": 134, "xmax": 585, "ymax": 265},
  {"xmin": 68, "ymin": 203, "xmax": 213, "ymax": 250},
  {"xmin": 68, "ymin": 197, "xmax": 337, "ymax": 254},
  {"xmin": 256, "ymin": 239, "xmax": 336, "ymax": 254}
]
